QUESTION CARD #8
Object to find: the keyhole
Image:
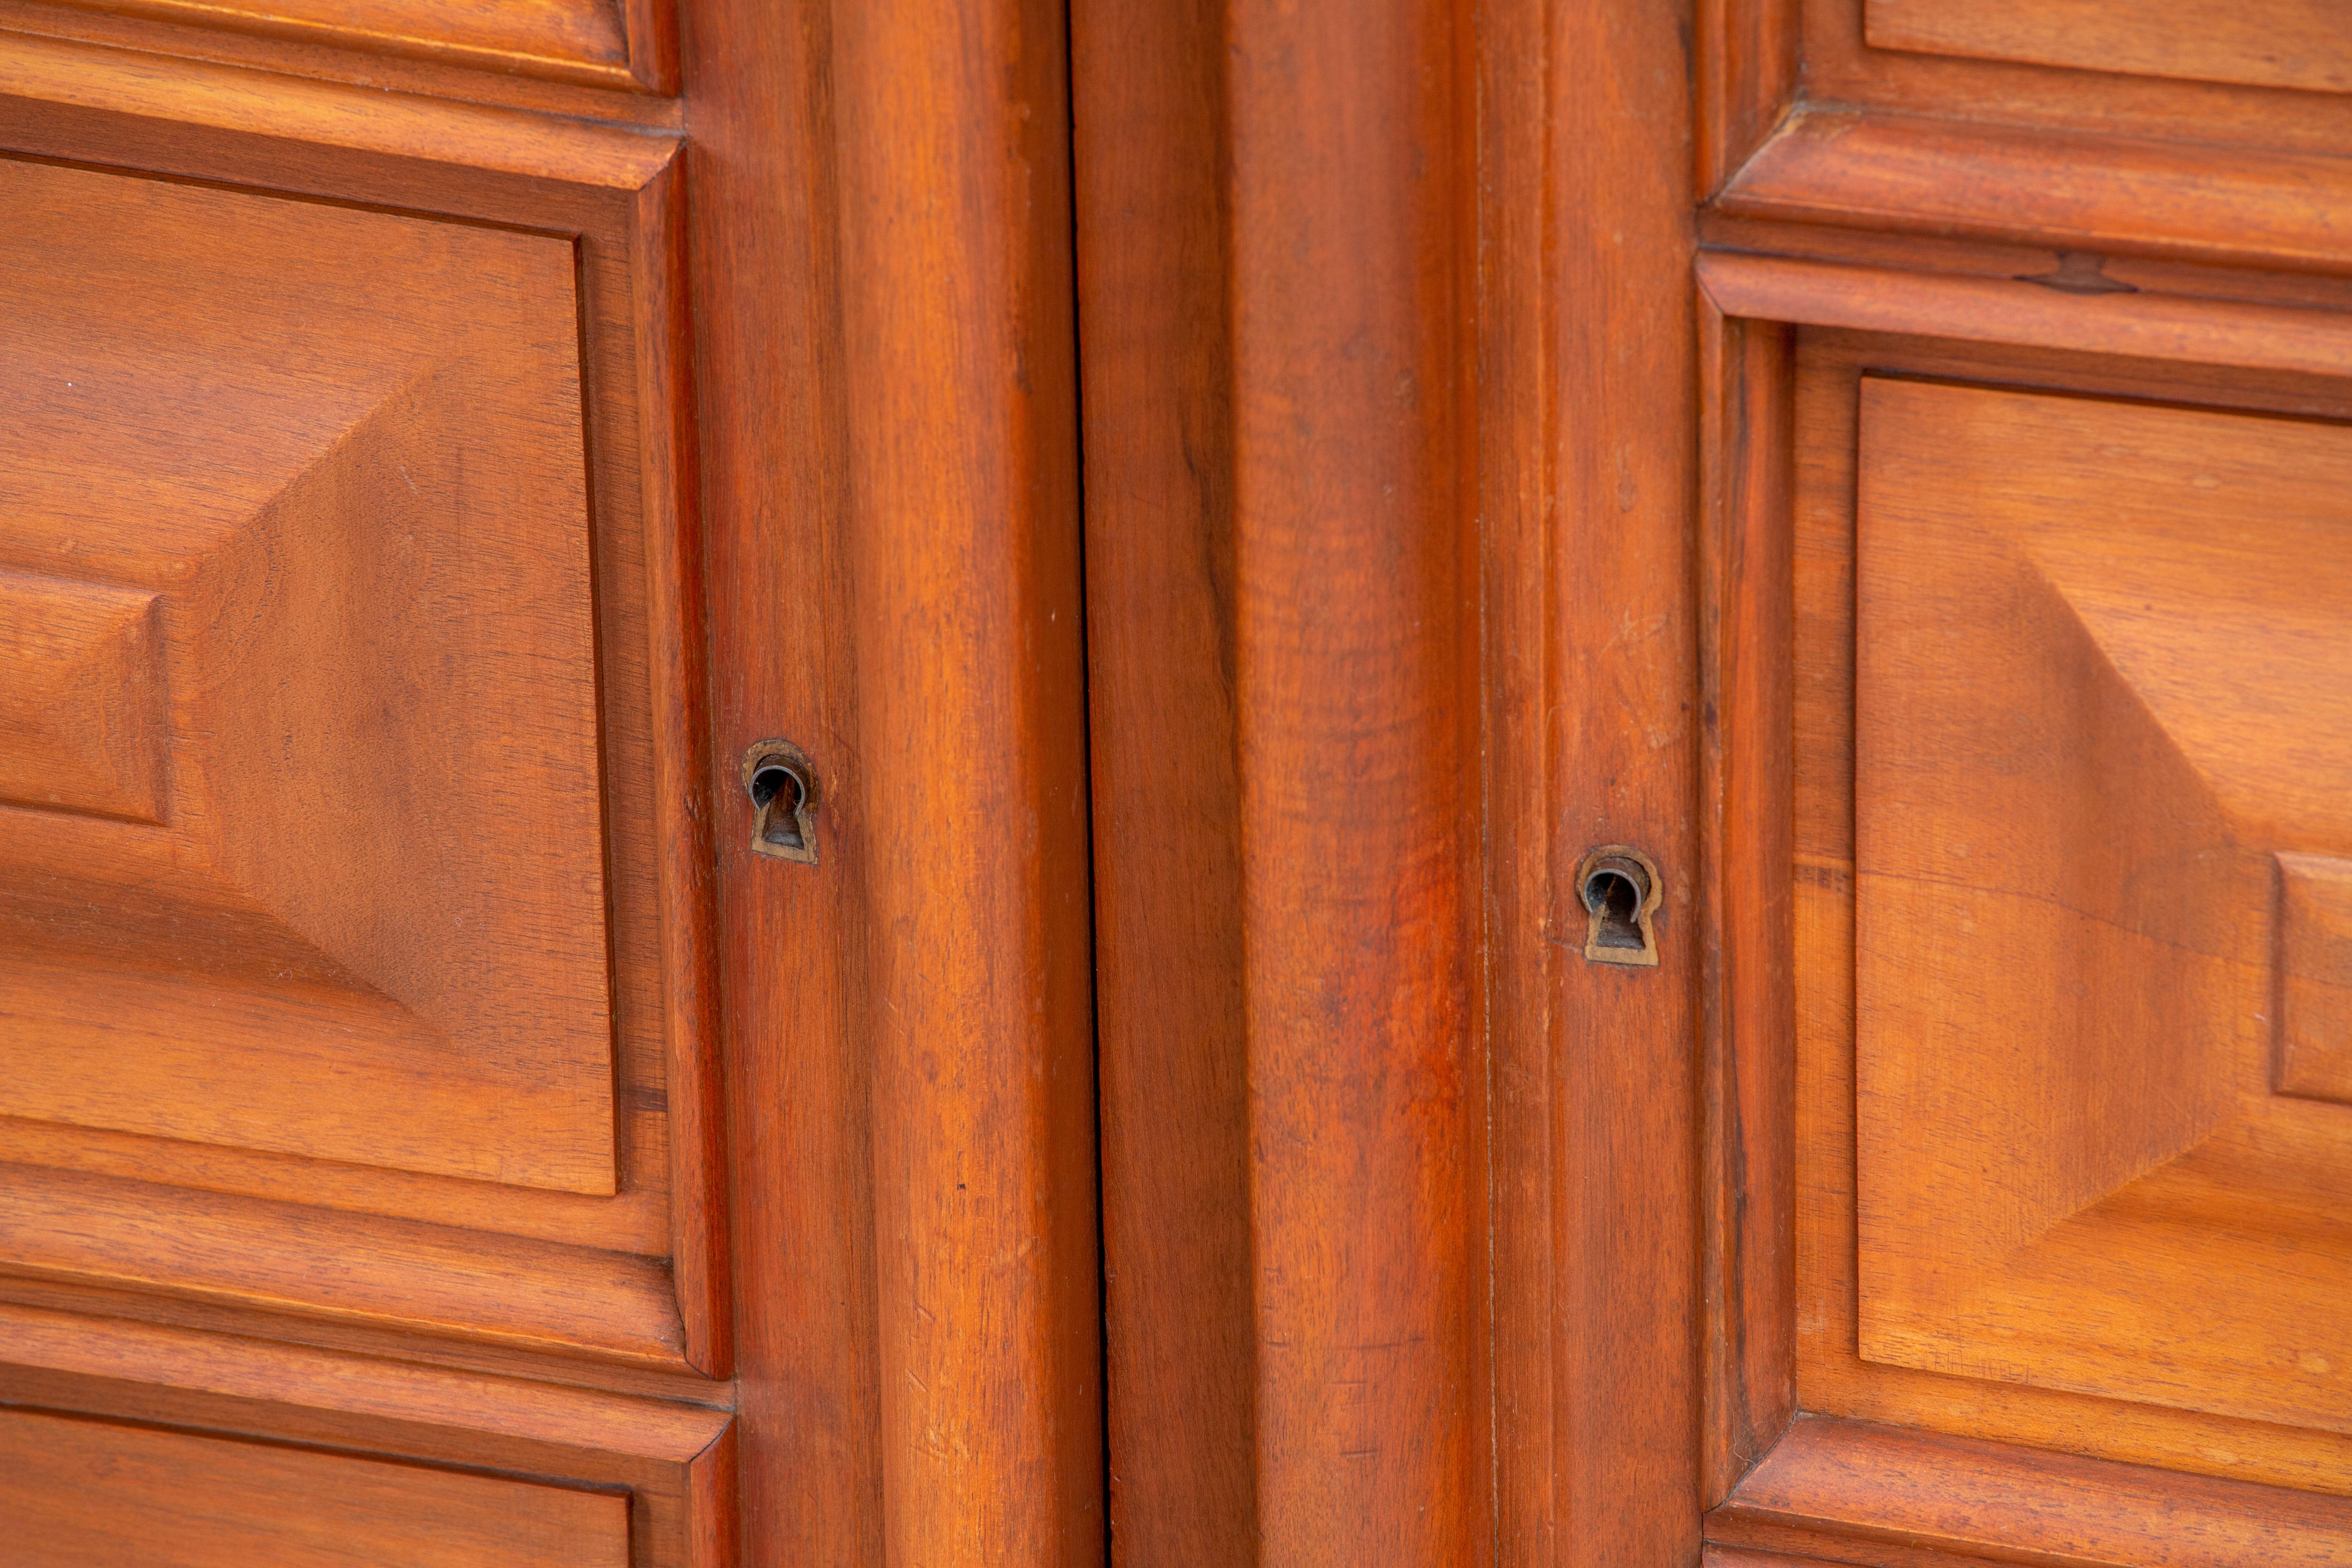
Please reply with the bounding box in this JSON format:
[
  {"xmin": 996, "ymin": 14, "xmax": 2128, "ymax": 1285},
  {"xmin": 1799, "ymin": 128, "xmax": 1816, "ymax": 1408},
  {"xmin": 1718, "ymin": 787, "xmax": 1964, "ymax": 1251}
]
[
  {"xmin": 743, "ymin": 741, "xmax": 819, "ymax": 864},
  {"xmin": 751, "ymin": 763, "xmax": 804, "ymax": 845},
  {"xmin": 1583, "ymin": 867, "xmax": 1644, "ymax": 949},
  {"xmin": 1575, "ymin": 847, "xmax": 1659, "ymax": 967}
]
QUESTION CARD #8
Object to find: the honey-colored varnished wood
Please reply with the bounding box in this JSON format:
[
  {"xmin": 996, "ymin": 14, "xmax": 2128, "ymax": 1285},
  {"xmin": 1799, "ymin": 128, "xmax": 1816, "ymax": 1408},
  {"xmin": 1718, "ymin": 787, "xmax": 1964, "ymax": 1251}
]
[
  {"xmin": 1074, "ymin": 0, "xmax": 1486, "ymax": 1558},
  {"xmin": 0, "ymin": 1407, "xmax": 633, "ymax": 1568},
  {"xmin": 1784, "ymin": 331, "xmax": 2352, "ymax": 1499},
  {"xmin": 1709, "ymin": 1417, "xmax": 2352, "ymax": 1567},
  {"xmin": 40, "ymin": 0, "xmax": 674, "ymax": 90},
  {"xmin": 0, "ymin": 155, "xmax": 612, "ymax": 1194},
  {"xmin": 1869, "ymin": 0, "xmax": 2352, "ymax": 99},
  {"xmin": 1853, "ymin": 376, "xmax": 2352, "ymax": 1437}
]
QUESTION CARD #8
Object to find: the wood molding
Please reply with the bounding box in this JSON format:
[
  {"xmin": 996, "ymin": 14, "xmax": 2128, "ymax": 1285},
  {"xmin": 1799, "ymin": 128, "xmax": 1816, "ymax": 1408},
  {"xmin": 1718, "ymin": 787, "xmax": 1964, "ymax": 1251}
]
[
  {"xmin": 1479, "ymin": 0, "xmax": 1706, "ymax": 1557},
  {"xmin": 830, "ymin": 0, "xmax": 1102, "ymax": 1558},
  {"xmin": 0, "ymin": 1301, "xmax": 730, "ymax": 1567},
  {"xmin": 1698, "ymin": 303, "xmax": 1797, "ymax": 1506},
  {"xmin": 1708, "ymin": 1418, "xmax": 2352, "ymax": 1568},
  {"xmin": 0, "ymin": 32, "xmax": 677, "ymax": 186},
  {"xmin": 1718, "ymin": 109, "xmax": 2352, "ymax": 275},
  {"xmin": 31, "ymin": 0, "xmax": 676, "ymax": 92},
  {"xmin": 1697, "ymin": 252, "xmax": 2352, "ymax": 378},
  {"xmin": 1073, "ymin": 0, "xmax": 1484, "ymax": 1556}
]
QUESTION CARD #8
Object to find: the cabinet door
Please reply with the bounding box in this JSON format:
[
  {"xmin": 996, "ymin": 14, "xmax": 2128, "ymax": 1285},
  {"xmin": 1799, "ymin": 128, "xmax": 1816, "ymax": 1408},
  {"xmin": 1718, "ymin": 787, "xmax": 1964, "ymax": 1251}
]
[
  {"xmin": 0, "ymin": 5, "xmax": 1099, "ymax": 1564},
  {"xmin": 1077, "ymin": 0, "xmax": 2352, "ymax": 1564},
  {"xmin": 1694, "ymin": 1, "xmax": 2352, "ymax": 1561}
]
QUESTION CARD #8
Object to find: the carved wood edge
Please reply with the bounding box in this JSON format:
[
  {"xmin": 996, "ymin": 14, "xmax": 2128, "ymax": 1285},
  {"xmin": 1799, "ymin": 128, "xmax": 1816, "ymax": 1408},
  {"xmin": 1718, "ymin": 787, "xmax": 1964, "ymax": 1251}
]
[
  {"xmin": 1715, "ymin": 107, "xmax": 2352, "ymax": 277},
  {"xmin": 0, "ymin": 30, "xmax": 679, "ymax": 187},
  {"xmin": 1705, "ymin": 1417, "xmax": 2352, "ymax": 1568},
  {"xmin": 1696, "ymin": 250, "xmax": 2352, "ymax": 377},
  {"xmin": 29, "ymin": 0, "xmax": 668, "ymax": 93}
]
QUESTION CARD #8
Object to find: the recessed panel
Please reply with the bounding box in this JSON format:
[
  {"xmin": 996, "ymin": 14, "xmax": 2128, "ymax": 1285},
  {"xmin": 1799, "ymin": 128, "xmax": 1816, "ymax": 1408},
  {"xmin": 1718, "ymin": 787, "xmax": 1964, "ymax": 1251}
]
[
  {"xmin": 49, "ymin": 0, "xmax": 652, "ymax": 87},
  {"xmin": 0, "ymin": 158, "xmax": 616, "ymax": 1195},
  {"xmin": 0, "ymin": 1407, "xmax": 629, "ymax": 1568},
  {"xmin": 1868, "ymin": 0, "xmax": 2352, "ymax": 97},
  {"xmin": 1853, "ymin": 377, "xmax": 2352, "ymax": 1434}
]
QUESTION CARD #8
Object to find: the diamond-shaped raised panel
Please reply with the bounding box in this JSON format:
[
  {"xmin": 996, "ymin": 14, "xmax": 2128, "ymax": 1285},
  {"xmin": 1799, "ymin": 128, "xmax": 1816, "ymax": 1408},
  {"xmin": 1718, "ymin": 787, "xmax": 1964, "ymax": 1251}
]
[
  {"xmin": 0, "ymin": 158, "xmax": 616, "ymax": 1196},
  {"xmin": 1853, "ymin": 377, "xmax": 2352, "ymax": 1434}
]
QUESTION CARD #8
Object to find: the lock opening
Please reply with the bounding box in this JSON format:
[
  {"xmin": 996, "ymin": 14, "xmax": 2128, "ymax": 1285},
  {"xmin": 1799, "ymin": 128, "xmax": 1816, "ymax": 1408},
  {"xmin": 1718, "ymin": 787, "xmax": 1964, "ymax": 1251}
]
[
  {"xmin": 1575, "ymin": 846, "xmax": 1660, "ymax": 967},
  {"xmin": 743, "ymin": 741, "xmax": 819, "ymax": 864}
]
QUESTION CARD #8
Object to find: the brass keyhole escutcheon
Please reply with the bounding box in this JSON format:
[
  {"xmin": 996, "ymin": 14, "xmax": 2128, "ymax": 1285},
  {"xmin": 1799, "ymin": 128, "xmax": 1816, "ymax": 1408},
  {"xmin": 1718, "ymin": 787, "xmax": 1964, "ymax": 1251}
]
[
  {"xmin": 1576, "ymin": 845, "xmax": 1660, "ymax": 967},
  {"xmin": 744, "ymin": 740, "xmax": 819, "ymax": 865}
]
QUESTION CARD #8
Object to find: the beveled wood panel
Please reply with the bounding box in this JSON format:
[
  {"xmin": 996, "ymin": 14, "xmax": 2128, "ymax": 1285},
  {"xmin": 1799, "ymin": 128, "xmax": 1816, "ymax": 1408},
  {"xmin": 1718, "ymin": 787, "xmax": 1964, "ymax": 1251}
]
[
  {"xmin": 44, "ymin": 0, "xmax": 674, "ymax": 90},
  {"xmin": 1869, "ymin": 0, "xmax": 2352, "ymax": 98},
  {"xmin": 1787, "ymin": 329, "xmax": 2352, "ymax": 1496},
  {"xmin": 1716, "ymin": 110, "xmax": 2352, "ymax": 276},
  {"xmin": 0, "ymin": 1406, "xmax": 631, "ymax": 1568},
  {"xmin": 0, "ymin": 154, "xmax": 613, "ymax": 1195},
  {"xmin": 0, "ymin": 51, "xmax": 721, "ymax": 1376},
  {"xmin": 1853, "ymin": 375, "xmax": 2352, "ymax": 1437},
  {"xmin": 1708, "ymin": 1417, "xmax": 2352, "ymax": 1568},
  {"xmin": 0, "ymin": 1300, "xmax": 731, "ymax": 1566}
]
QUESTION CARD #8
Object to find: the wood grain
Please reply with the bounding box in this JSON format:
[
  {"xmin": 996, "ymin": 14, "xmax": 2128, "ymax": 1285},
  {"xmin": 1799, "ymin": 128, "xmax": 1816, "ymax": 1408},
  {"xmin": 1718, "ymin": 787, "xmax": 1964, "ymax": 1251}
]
[
  {"xmin": 0, "ymin": 1301, "xmax": 730, "ymax": 1566},
  {"xmin": 1851, "ymin": 376, "xmax": 2352, "ymax": 1436},
  {"xmin": 0, "ymin": 153, "xmax": 615, "ymax": 1194},
  {"xmin": 0, "ymin": 38, "xmax": 723, "ymax": 1407},
  {"xmin": 0, "ymin": 573, "xmax": 165, "ymax": 824},
  {"xmin": 0, "ymin": 31, "xmax": 677, "ymax": 186},
  {"xmin": 1511, "ymin": 0, "xmax": 1706, "ymax": 1556},
  {"xmin": 1067, "ymin": 0, "xmax": 1256, "ymax": 1556},
  {"xmin": 1718, "ymin": 109, "xmax": 2352, "ymax": 275},
  {"xmin": 683, "ymin": 0, "xmax": 882, "ymax": 1555},
  {"xmin": 830, "ymin": 0, "xmax": 1104, "ymax": 1557},
  {"xmin": 1699, "ymin": 310, "xmax": 1797, "ymax": 1504},
  {"xmin": 1709, "ymin": 1417, "xmax": 2352, "ymax": 1568},
  {"xmin": 0, "ymin": 1407, "xmax": 631, "ymax": 1568},
  {"xmin": 0, "ymin": 1163, "xmax": 687, "ymax": 1366},
  {"xmin": 1697, "ymin": 253, "xmax": 2352, "ymax": 381},
  {"xmin": 1801, "ymin": 0, "xmax": 2352, "ymax": 164},
  {"xmin": 1869, "ymin": 0, "xmax": 2352, "ymax": 99},
  {"xmin": 2277, "ymin": 854, "xmax": 2352, "ymax": 1104},
  {"xmin": 39, "ymin": 0, "xmax": 672, "ymax": 90},
  {"xmin": 1074, "ymin": 0, "xmax": 1484, "ymax": 1556},
  {"xmin": 1786, "ymin": 331, "xmax": 2352, "ymax": 1497}
]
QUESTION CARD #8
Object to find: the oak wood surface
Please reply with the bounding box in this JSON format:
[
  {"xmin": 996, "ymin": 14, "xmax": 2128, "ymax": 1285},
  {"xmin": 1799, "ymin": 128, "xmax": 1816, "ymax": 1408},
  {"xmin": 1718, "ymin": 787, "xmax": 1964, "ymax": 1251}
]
[
  {"xmin": 0, "ymin": 1300, "xmax": 730, "ymax": 1566},
  {"xmin": 1073, "ymin": 0, "xmax": 1485, "ymax": 1557},
  {"xmin": 1067, "ymin": 0, "xmax": 1255, "ymax": 1556},
  {"xmin": 829, "ymin": 0, "xmax": 1104, "ymax": 1558},
  {"xmin": 0, "ymin": 31, "xmax": 678, "ymax": 185},
  {"xmin": 0, "ymin": 1407, "xmax": 633, "ymax": 1568},
  {"xmin": 684, "ymin": 0, "xmax": 885, "ymax": 1559},
  {"xmin": 1785, "ymin": 329, "xmax": 2352, "ymax": 1498},
  {"xmin": 1850, "ymin": 376, "xmax": 2352, "ymax": 1436},
  {"xmin": 0, "ymin": 153, "xmax": 615, "ymax": 1195},
  {"xmin": 1867, "ymin": 0, "xmax": 2352, "ymax": 98},
  {"xmin": 1718, "ymin": 110, "xmax": 2352, "ymax": 275},
  {"xmin": 1700, "ymin": 311, "xmax": 1798, "ymax": 1504},
  {"xmin": 41, "ymin": 0, "xmax": 668, "ymax": 89},
  {"xmin": 1798, "ymin": 0, "xmax": 2352, "ymax": 162},
  {"xmin": 1697, "ymin": 253, "xmax": 2352, "ymax": 381},
  {"xmin": 2278, "ymin": 854, "xmax": 2352, "ymax": 1102},
  {"xmin": 1709, "ymin": 1417, "xmax": 2352, "ymax": 1568},
  {"xmin": 1517, "ymin": 0, "xmax": 1706, "ymax": 1556}
]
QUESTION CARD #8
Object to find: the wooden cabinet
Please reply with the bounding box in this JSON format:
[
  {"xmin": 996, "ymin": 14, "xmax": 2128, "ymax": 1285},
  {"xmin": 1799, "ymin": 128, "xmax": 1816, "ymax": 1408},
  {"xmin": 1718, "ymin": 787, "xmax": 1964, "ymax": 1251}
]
[{"xmin": 6, "ymin": 0, "xmax": 2351, "ymax": 1563}]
